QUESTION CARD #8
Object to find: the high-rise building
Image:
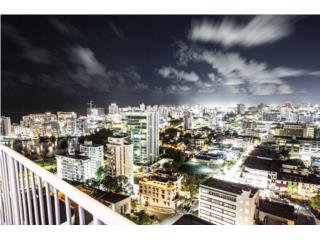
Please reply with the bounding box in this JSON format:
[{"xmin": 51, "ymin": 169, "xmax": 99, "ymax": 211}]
[
  {"xmin": 57, "ymin": 112, "xmax": 77, "ymax": 136},
  {"xmin": 140, "ymin": 103, "xmax": 145, "ymax": 111},
  {"xmin": 0, "ymin": 116, "xmax": 12, "ymax": 137},
  {"xmin": 76, "ymin": 116, "xmax": 87, "ymax": 136},
  {"xmin": 86, "ymin": 101, "xmax": 105, "ymax": 133},
  {"xmin": 237, "ymin": 104, "xmax": 245, "ymax": 115},
  {"xmin": 108, "ymin": 103, "xmax": 119, "ymax": 115},
  {"xmin": 199, "ymin": 178, "xmax": 259, "ymax": 225},
  {"xmin": 183, "ymin": 112, "xmax": 192, "ymax": 130},
  {"xmin": 106, "ymin": 137, "xmax": 134, "ymax": 184},
  {"xmin": 79, "ymin": 141, "xmax": 104, "ymax": 179},
  {"xmin": 21, "ymin": 112, "xmax": 57, "ymax": 137},
  {"xmin": 125, "ymin": 110, "xmax": 159, "ymax": 164}
]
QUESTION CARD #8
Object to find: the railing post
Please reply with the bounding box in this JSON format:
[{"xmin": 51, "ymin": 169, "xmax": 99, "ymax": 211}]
[
  {"xmin": 8, "ymin": 156, "xmax": 21, "ymax": 224},
  {"xmin": 54, "ymin": 188, "xmax": 61, "ymax": 225},
  {"xmin": 65, "ymin": 196, "xmax": 72, "ymax": 225},
  {"xmin": 0, "ymin": 151, "xmax": 12, "ymax": 224}
]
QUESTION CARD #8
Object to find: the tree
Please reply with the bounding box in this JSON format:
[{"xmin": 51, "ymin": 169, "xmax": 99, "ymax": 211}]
[
  {"xmin": 116, "ymin": 175, "xmax": 134, "ymax": 195},
  {"xmin": 79, "ymin": 128, "xmax": 114, "ymax": 145},
  {"xmin": 95, "ymin": 167, "xmax": 133, "ymax": 195},
  {"xmin": 135, "ymin": 210, "xmax": 154, "ymax": 225},
  {"xmin": 162, "ymin": 148, "xmax": 185, "ymax": 172},
  {"xmin": 279, "ymin": 148, "xmax": 290, "ymax": 160},
  {"xmin": 95, "ymin": 166, "xmax": 107, "ymax": 183},
  {"xmin": 181, "ymin": 174, "xmax": 206, "ymax": 199},
  {"xmin": 311, "ymin": 194, "xmax": 320, "ymax": 210}
]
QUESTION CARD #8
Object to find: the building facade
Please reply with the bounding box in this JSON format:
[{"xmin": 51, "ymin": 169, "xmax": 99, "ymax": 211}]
[
  {"xmin": 106, "ymin": 136, "xmax": 134, "ymax": 184},
  {"xmin": 56, "ymin": 153, "xmax": 91, "ymax": 182},
  {"xmin": 57, "ymin": 111, "xmax": 77, "ymax": 136},
  {"xmin": 139, "ymin": 171, "xmax": 182, "ymax": 210},
  {"xmin": 199, "ymin": 178, "xmax": 259, "ymax": 225},
  {"xmin": 0, "ymin": 116, "xmax": 12, "ymax": 137},
  {"xmin": 79, "ymin": 142, "xmax": 104, "ymax": 179},
  {"xmin": 125, "ymin": 110, "xmax": 159, "ymax": 164}
]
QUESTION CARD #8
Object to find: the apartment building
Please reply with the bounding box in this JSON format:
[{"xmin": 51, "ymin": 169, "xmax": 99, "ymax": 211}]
[
  {"xmin": 199, "ymin": 178, "xmax": 259, "ymax": 225},
  {"xmin": 139, "ymin": 171, "xmax": 182, "ymax": 210}
]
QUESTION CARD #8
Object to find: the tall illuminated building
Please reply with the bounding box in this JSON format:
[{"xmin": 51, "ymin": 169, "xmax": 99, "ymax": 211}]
[
  {"xmin": 106, "ymin": 136, "xmax": 134, "ymax": 184},
  {"xmin": 0, "ymin": 116, "xmax": 12, "ymax": 137},
  {"xmin": 108, "ymin": 103, "xmax": 119, "ymax": 114},
  {"xmin": 57, "ymin": 111, "xmax": 77, "ymax": 136},
  {"xmin": 125, "ymin": 110, "xmax": 159, "ymax": 165}
]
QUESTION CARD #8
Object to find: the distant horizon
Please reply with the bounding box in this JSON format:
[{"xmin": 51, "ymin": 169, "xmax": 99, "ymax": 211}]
[{"xmin": 2, "ymin": 100, "xmax": 319, "ymax": 124}]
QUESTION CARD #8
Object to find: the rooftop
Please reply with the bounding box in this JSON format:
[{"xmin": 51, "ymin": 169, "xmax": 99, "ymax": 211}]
[
  {"xmin": 146, "ymin": 170, "xmax": 182, "ymax": 183},
  {"xmin": 173, "ymin": 214, "xmax": 214, "ymax": 225},
  {"xmin": 200, "ymin": 177, "xmax": 259, "ymax": 197},
  {"xmin": 281, "ymin": 159, "xmax": 305, "ymax": 167},
  {"xmin": 56, "ymin": 153, "xmax": 89, "ymax": 160},
  {"xmin": 277, "ymin": 172, "xmax": 320, "ymax": 185},
  {"xmin": 258, "ymin": 199, "xmax": 295, "ymax": 220},
  {"xmin": 67, "ymin": 182, "xmax": 130, "ymax": 204},
  {"xmin": 244, "ymin": 156, "xmax": 282, "ymax": 172},
  {"xmin": 249, "ymin": 144, "xmax": 280, "ymax": 160},
  {"xmin": 95, "ymin": 190, "xmax": 130, "ymax": 204}
]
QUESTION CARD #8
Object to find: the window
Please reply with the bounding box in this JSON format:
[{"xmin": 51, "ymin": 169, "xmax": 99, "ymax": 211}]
[
  {"xmin": 201, "ymin": 188, "xmax": 236, "ymax": 202},
  {"xmin": 200, "ymin": 209, "xmax": 235, "ymax": 224}
]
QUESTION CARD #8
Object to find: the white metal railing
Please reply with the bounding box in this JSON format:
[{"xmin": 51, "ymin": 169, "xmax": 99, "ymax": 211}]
[{"xmin": 0, "ymin": 144, "xmax": 135, "ymax": 225}]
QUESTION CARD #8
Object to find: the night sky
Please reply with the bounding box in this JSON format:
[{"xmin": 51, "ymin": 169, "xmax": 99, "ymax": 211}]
[{"xmin": 2, "ymin": 15, "xmax": 320, "ymax": 122}]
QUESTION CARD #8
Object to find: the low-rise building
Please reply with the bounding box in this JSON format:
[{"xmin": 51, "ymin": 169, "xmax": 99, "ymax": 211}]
[
  {"xmin": 256, "ymin": 199, "xmax": 295, "ymax": 225},
  {"xmin": 74, "ymin": 184, "xmax": 131, "ymax": 215},
  {"xmin": 139, "ymin": 171, "xmax": 183, "ymax": 210},
  {"xmin": 242, "ymin": 156, "xmax": 281, "ymax": 189},
  {"xmin": 274, "ymin": 172, "xmax": 320, "ymax": 197},
  {"xmin": 56, "ymin": 153, "xmax": 91, "ymax": 182},
  {"xmin": 199, "ymin": 178, "xmax": 259, "ymax": 225}
]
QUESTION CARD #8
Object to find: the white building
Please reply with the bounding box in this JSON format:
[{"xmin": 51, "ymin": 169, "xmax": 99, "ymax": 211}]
[
  {"xmin": 199, "ymin": 178, "xmax": 259, "ymax": 225},
  {"xmin": 242, "ymin": 156, "xmax": 280, "ymax": 189},
  {"xmin": 56, "ymin": 153, "xmax": 91, "ymax": 182},
  {"xmin": 106, "ymin": 136, "xmax": 134, "ymax": 184},
  {"xmin": 0, "ymin": 116, "xmax": 12, "ymax": 137},
  {"xmin": 108, "ymin": 103, "xmax": 119, "ymax": 114},
  {"xmin": 79, "ymin": 141, "xmax": 104, "ymax": 179}
]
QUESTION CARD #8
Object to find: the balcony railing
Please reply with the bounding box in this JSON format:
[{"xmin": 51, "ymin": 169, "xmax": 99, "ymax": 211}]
[{"xmin": 0, "ymin": 144, "xmax": 135, "ymax": 225}]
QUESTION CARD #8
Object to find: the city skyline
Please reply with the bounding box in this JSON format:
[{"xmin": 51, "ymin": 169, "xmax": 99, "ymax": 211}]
[{"xmin": 2, "ymin": 15, "xmax": 320, "ymax": 122}]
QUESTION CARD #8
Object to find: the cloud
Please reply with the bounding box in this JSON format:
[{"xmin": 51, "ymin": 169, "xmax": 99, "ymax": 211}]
[
  {"xmin": 2, "ymin": 22, "xmax": 55, "ymax": 64},
  {"xmin": 135, "ymin": 82, "xmax": 148, "ymax": 90},
  {"xmin": 167, "ymin": 84, "xmax": 191, "ymax": 95},
  {"xmin": 189, "ymin": 16, "xmax": 294, "ymax": 48},
  {"xmin": 108, "ymin": 22, "xmax": 124, "ymax": 40},
  {"xmin": 67, "ymin": 44, "xmax": 145, "ymax": 92},
  {"xmin": 49, "ymin": 17, "xmax": 82, "ymax": 37},
  {"xmin": 158, "ymin": 66, "xmax": 199, "ymax": 82},
  {"xmin": 174, "ymin": 42, "xmax": 318, "ymax": 96},
  {"xmin": 69, "ymin": 45, "xmax": 107, "ymax": 76}
]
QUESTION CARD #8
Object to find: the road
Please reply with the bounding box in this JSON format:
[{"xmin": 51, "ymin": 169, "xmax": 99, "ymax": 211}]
[{"xmin": 215, "ymin": 155, "xmax": 244, "ymax": 183}]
